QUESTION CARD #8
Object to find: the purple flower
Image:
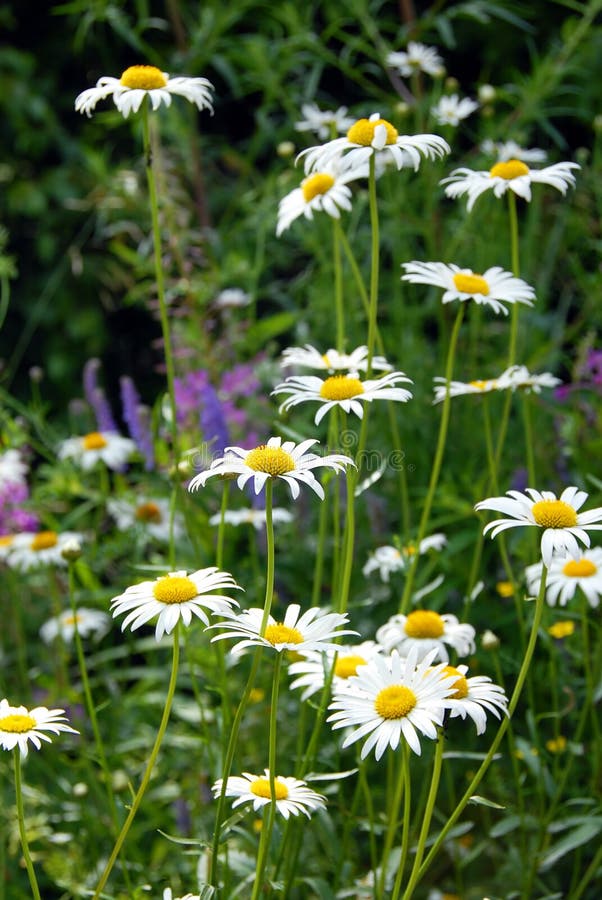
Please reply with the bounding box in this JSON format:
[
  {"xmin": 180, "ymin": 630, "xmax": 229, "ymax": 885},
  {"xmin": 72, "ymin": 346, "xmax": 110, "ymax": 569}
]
[{"xmin": 120, "ymin": 376, "xmax": 155, "ymax": 471}]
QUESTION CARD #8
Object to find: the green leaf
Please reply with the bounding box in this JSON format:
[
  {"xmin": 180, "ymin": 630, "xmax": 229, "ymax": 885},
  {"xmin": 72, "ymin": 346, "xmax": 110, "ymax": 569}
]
[
  {"xmin": 468, "ymin": 794, "xmax": 506, "ymax": 809},
  {"xmin": 539, "ymin": 820, "xmax": 602, "ymax": 871}
]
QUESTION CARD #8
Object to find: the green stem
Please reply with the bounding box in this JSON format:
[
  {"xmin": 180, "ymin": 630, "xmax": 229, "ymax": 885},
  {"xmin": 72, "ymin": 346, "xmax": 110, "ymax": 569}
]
[
  {"xmin": 366, "ymin": 153, "xmax": 380, "ymax": 375},
  {"xmin": 14, "ymin": 751, "xmax": 42, "ymax": 900},
  {"xmin": 92, "ymin": 625, "xmax": 181, "ymax": 898},
  {"xmin": 377, "ymin": 745, "xmax": 406, "ymax": 897},
  {"xmin": 391, "ymin": 743, "xmax": 412, "ymax": 900},
  {"xmin": 333, "ymin": 217, "xmax": 345, "ymax": 352},
  {"xmin": 259, "ymin": 480, "xmax": 275, "ymax": 635},
  {"xmin": 570, "ymin": 838, "xmax": 602, "ymax": 900}
]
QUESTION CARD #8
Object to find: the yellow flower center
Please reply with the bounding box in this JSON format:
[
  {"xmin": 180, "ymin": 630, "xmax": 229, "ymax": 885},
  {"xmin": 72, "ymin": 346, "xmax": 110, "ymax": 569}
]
[
  {"xmin": 404, "ymin": 544, "xmax": 416, "ymax": 556},
  {"xmin": 83, "ymin": 432, "xmax": 108, "ymax": 451},
  {"xmin": 562, "ymin": 558, "xmax": 597, "ymax": 578},
  {"xmin": 31, "ymin": 531, "xmax": 58, "ymax": 551},
  {"xmin": 0, "ymin": 535, "xmax": 14, "ymax": 547},
  {"xmin": 545, "ymin": 735, "xmax": 567, "ymax": 754},
  {"xmin": 469, "ymin": 380, "xmax": 490, "ymax": 390},
  {"xmin": 374, "ymin": 684, "xmax": 417, "ymax": 719},
  {"xmin": 152, "ymin": 575, "xmax": 198, "ymax": 604},
  {"xmin": 496, "ymin": 580, "xmax": 514, "ymax": 597},
  {"xmin": 135, "ymin": 502, "xmax": 163, "ymax": 524},
  {"xmin": 302, "ymin": 173, "xmax": 335, "ymax": 202},
  {"xmin": 441, "ymin": 665, "xmax": 469, "ymax": 699},
  {"xmin": 548, "ymin": 620, "xmax": 575, "ymax": 639},
  {"xmin": 334, "ymin": 655, "xmax": 367, "ymax": 679},
  {"xmin": 250, "ymin": 777, "xmax": 289, "ymax": 801},
  {"xmin": 62, "ymin": 615, "xmax": 80, "ymax": 625},
  {"xmin": 531, "ymin": 499, "xmax": 578, "ymax": 528},
  {"xmin": 319, "ymin": 375, "xmax": 364, "ymax": 401},
  {"xmin": 489, "ymin": 159, "xmax": 530, "ymax": 180},
  {"xmin": 245, "ymin": 445, "xmax": 296, "ymax": 476},
  {"xmin": 404, "ymin": 610, "xmax": 445, "ymax": 639},
  {"xmin": 0, "ymin": 713, "xmax": 36, "ymax": 733},
  {"xmin": 263, "ymin": 623, "xmax": 303, "ymax": 645},
  {"xmin": 452, "ymin": 272, "xmax": 490, "ymax": 295},
  {"xmin": 120, "ymin": 65, "xmax": 167, "ymax": 90},
  {"xmin": 347, "ymin": 117, "xmax": 398, "ymax": 146}
]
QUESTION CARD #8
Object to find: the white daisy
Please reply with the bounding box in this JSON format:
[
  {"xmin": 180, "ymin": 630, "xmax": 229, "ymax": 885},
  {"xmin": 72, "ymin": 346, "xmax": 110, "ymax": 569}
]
[
  {"xmin": 272, "ymin": 371, "xmax": 413, "ymax": 425},
  {"xmin": 294, "ymin": 103, "xmax": 355, "ymax": 139},
  {"xmin": 431, "ymin": 94, "xmax": 478, "ymax": 127},
  {"xmin": 498, "ymin": 364, "xmax": 561, "ymax": 393},
  {"xmin": 401, "ymin": 261, "xmax": 535, "ymax": 315},
  {"xmin": 208, "ymin": 507, "xmax": 294, "ymax": 529},
  {"xmin": 376, "ymin": 610, "xmax": 475, "ymax": 662},
  {"xmin": 212, "ymin": 769, "xmax": 326, "ymax": 819},
  {"xmin": 58, "ymin": 431, "xmax": 137, "ymax": 471},
  {"xmin": 40, "ymin": 608, "xmax": 111, "ymax": 644},
  {"xmin": 163, "ymin": 891, "xmax": 200, "ymax": 900},
  {"xmin": 481, "ymin": 139, "xmax": 547, "ymax": 164},
  {"xmin": 298, "ymin": 112, "xmax": 450, "ymax": 174},
  {"xmin": 327, "ymin": 648, "xmax": 456, "ymax": 759},
  {"xmin": 0, "ymin": 699, "xmax": 78, "ymax": 757},
  {"xmin": 110, "ymin": 568, "xmax": 242, "ymax": 641},
  {"xmin": 386, "ymin": 42, "xmax": 445, "ymax": 78},
  {"xmin": 440, "ymin": 158, "xmax": 580, "ymax": 211},
  {"xmin": 0, "ymin": 449, "xmax": 28, "ymax": 487},
  {"xmin": 525, "ymin": 547, "xmax": 602, "ymax": 608},
  {"xmin": 432, "ymin": 375, "xmax": 507, "ymax": 404},
  {"xmin": 288, "ymin": 641, "xmax": 383, "ymax": 700},
  {"xmin": 75, "ymin": 64, "xmax": 214, "ymax": 118},
  {"xmin": 280, "ymin": 344, "xmax": 392, "ymax": 373},
  {"xmin": 210, "ymin": 603, "xmax": 355, "ymax": 656},
  {"xmin": 7, "ymin": 530, "xmax": 85, "ymax": 571},
  {"xmin": 188, "ymin": 437, "xmax": 355, "ymax": 500},
  {"xmin": 475, "ymin": 486, "xmax": 602, "ymax": 567},
  {"xmin": 213, "ymin": 288, "xmax": 251, "ymax": 309},
  {"xmin": 363, "ymin": 534, "xmax": 447, "ymax": 582},
  {"xmin": 107, "ymin": 497, "xmax": 184, "ymax": 542},
  {"xmin": 442, "ymin": 664, "xmax": 508, "ymax": 734},
  {"xmin": 276, "ymin": 161, "xmax": 366, "ymax": 236},
  {"xmin": 0, "ymin": 535, "xmax": 16, "ymax": 561}
]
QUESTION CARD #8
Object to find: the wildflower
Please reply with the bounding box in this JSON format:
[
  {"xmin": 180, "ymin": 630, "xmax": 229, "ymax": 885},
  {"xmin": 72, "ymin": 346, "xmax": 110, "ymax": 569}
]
[
  {"xmin": 401, "ymin": 261, "xmax": 535, "ymax": 316},
  {"xmin": 58, "ymin": 431, "xmax": 137, "ymax": 471},
  {"xmin": 280, "ymin": 344, "xmax": 392, "ymax": 373},
  {"xmin": 431, "ymin": 94, "xmax": 478, "ymax": 127},
  {"xmin": 478, "ymin": 85, "xmax": 497, "ymax": 104},
  {"xmin": 496, "ymin": 581, "xmax": 514, "ymax": 598},
  {"xmin": 386, "ymin": 42, "xmax": 444, "ymax": 78},
  {"xmin": 526, "ymin": 548, "xmax": 602, "ymax": 608},
  {"xmin": 210, "ymin": 603, "xmax": 356, "ymax": 655},
  {"xmin": 276, "ymin": 160, "xmax": 367, "ymax": 236},
  {"xmin": 107, "ymin": 497, "xmax": 184, "ymax": 542},
  {"xmin": 188, "ymin": 436, "xmax": 354, "ymax": 500},
  {"xmin": 163, "ymin": 891, "xmax": 200, "ymax": 900},
  {"xmin": 295, "ymin": 103, "xmax": 355, "ymax": 139},
  {"xmin": 212, "ymin": 770, "xmax": 326, "ymax": 819},
  {"xmin": 208, "ymin": 507, "xmax": 293, "ymax": 529},
  {"xmin": 75, "ymin": 65, "xmax": 214, "ymax": 118},
  {"xmin": 120, "ymin": 376, "xmax": 155, "ymax": 471},
  {"xmin": 83, "ymin": 358, "xmax": 118, "ymax": 433},
  {"xmin": 443, "ymin": 665, "xmax": 508, "ymax": 734},
  {"xmin": 40, "ymin": 608, "xmax": 111, "ymax": 644},
  {"xmin": 288, "ymin": 641, "xmax": 383, "ymax": 700},
  {"xmin": 481, "ymin": 629, "xmax": 500, "ymax": 650},
  {"xmin": 110, "ymin": 568, "xmax": 242, "ymax": 641},
  {"xmin": 546, "ymin": 735, "xmax": 567, "ymax": 753},
  {"xmin": 0, "ymin": 449, "xmax": 28, "ymax": 487},
  {"xmin": 362, "ymin": 534, "xmax": 447, "ymax": 582},
  {"xmin": 7, "ymin": 530, "xmax": 84, "ymax": 571},
  {"xmin": 298, "ymin": 112, "xmax": 449, "ymax": 174},
  {"xmin": 213, "ymin": 288, "xmax": 251, "ymax": 309},
  {"xmin": 328, "ymin": 648, "xmax": 456, "ymax": 759},
  {"xmin": 481, "ymin": 139, "xmax": 547, "ymax": 163},
  {"xmin": 376, "ymin": 610, "xmax": 475, "ymax": 662},
  {"xmin": 547, "ymin": 620, "xmax": 575, "ymax": 639},
  {"xmin": 475, "ymin": 486, "xmax": 602, "ymax": 567},
  {"xmin": 499, "ymin": 365, "xmax": 561, "ymax": 393},
  {"xmin": 432, "ymin": 375, "xmax": 505, "ymax": 403},
  {"xmin": 273, "ymin": 371, "xmax": 413, "ymax": 425},
  {"xmin": 0, "ymin": 699, "xmax": 78, "ymax": 757},
  {"xmin": 441, "ymin": 159, "xmax": 579, "ymax": 211}
]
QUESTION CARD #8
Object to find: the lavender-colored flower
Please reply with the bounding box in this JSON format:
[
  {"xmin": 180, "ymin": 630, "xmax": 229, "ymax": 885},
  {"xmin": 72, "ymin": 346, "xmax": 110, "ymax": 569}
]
[
  {"xmin": 200, "ymin": 382, "xmax": 230, "ymax": 456},
  {"xmin": 120, "ymin": 376, "xmax": 155, "ymax": 471},
  {"xmin": 84, "ymin": 359, "xmax": 118, "ymax": 432}
]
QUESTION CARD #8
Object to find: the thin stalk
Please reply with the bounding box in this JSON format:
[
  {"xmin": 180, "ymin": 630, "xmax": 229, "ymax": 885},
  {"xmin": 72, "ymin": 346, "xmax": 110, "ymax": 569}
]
[
  {"xmin": 391, "ymin": 743, "xmax": 412, "ymax": 900},
  {"xmin": 14, "ymin": 751, "xmax": 42, "ymax": 900},
  {"xmin": 377, "ymin": 745, "xmax": 406, "ymax": 897},
  {"xmin": 333, "ymin": 217, "xmax": 345, "ymax": 352},
  {"xmin": 366, "ymin": 153, "xmax": 380, "ymax": 375},
  {"xmin": 259, "ymin": 479, "xmax": 275, "ymax": 634}
]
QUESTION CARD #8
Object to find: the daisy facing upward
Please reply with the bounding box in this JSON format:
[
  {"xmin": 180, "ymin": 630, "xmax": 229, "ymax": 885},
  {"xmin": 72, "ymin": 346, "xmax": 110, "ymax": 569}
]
[{"xmin": 441, "ymin": 157, "xmax": 579, "ymax": 211}]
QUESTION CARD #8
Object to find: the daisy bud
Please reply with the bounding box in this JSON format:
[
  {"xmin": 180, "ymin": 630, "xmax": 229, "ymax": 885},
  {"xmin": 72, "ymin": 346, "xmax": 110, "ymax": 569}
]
[
  {"xmin": 61, "ymin": 537, "xmax": 83, "ymax": 562},
  {"xmin": 481, "ymin": 629, "xmax": 500, "ymax": 650}
]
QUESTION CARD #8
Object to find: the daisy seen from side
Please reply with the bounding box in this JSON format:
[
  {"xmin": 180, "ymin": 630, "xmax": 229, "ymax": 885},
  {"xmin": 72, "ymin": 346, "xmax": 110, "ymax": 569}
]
[
  {"xmin": 431, "ymin": 94, "xmax": 478, "ymax": 127},
  {"xmin": 440, "ymin": 158, "xmax": 579, "ymax": 211},
  {"xmin": 401, "ymin": 261, "xmax": 535, "ymax": 315},
  {"xmin": 7, "ymin": 530, "xmax": 85, "ymax": 571},
  {"xmin": 386, "ymin": 43, "xmax": 445, "ymax": 78},
  {"xmin": 208, "ymin": 507, "xmax": 294, "ymax": 530},
  {"xmin": 475, "ymin": 486, "xmax": 602, "ymax": 567},
  {"xmin": 363, "ymin": 534, "xmax": 447, "ymax": 582},
  {"xmin": 442, "ymin": 665, "xmax": 508, "ymax": 734},
  {"xmin": 110, "ymin": 568, "xmax": 242, "ymax": 641},
  {"xmin": 0, "ymin": 449, "xmax": 28, "ymax": 486},
  {"xmin": 212, "ymin": 769, "xmax": 326, "ymax": 819},
  {"xmin": 288, "ymin": 641, "xmax": 383, "ymax": 700},
  {"xmin": 280, "ymin": 344, "xmax": 392, "ymax": 373},
  {"xmin": 498, "ymin": 365, "xmax": 561, "ymax": 393},
  {"xmin": 276, "ymin": 160, "xmax": 367, "ymax": 236},
  {"xmin": 480, "ymin": 139, "xmax": 547, "ymax": 163},
  {"xmin": 0, "ymin": 699, "xmax": 78, "ymax": 757},
  {"xmin": 295, "ymin": 103, "xmax": 355, "ymax": 139},
  {"xmin": 75, "ymin": 64, "xmax": 214, "ymax": 118},
  {"xmin": 432, "ymin": 375, "xmax": 507, "ymax": 404},
  {"xmin": 327, "ymin": 648, "xmax": 456, "ymax": 759},
  {"xmin": 40, "ymin": 608, "xmax": 111, "ymax": 645},
  {"xmin": 188, "ymin": 437, "xmax": 355, "ymax": 500},
  {"xmin": 58, "ymin": 431, "xmax": 137, "ymax": 471},
  {"xmin": 272, "ymin": 371, "xmax": 413, "ymax": 425},
  {"xmin": 107, "ymin": 496, "xmax": 185, "ymax": 542},
  {"xmin": 525, "ymin": 547, "xmax": 602, "ymax": 608},
  {"xmin": 376, "ymin": 610, "xmax": 475, "ymax": 662}
]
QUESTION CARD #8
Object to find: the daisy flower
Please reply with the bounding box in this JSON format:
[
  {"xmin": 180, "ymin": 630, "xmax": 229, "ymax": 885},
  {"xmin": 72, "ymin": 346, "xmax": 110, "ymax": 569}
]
[
  {"xmin": 75, "ymin": 64, "xmax": 214, "ymax": 118},
  {"xmin": 272, "ymin": 371, "xmax": 413, "ymax": 425},
  {"xmin": 107, "ymin": 497, "xmax": 184, "ymax": 542},
  {"xmin": 386, "ymin": 42, "xmax": 445, "ymax": 78},
  {"xmin": 0, "ymin": 535, "xmax": 16, "ymax": 561},
  {"xmin": 376, "ymin": 610, "xmax": 475, "ymax": 662},
  {"xmin": 327, "ymin": 648, "xmax": 456, "ymax": 759},
  {"xmin": 280, "ymin": 344, "xmax": 392, "ymax": 373},
  {"xmin": 401, "ymin": 261, "xmax": 535, "ymax": 315},
  {"xmin": 480, "ymin": 139, "xmax": 547, "ymax": 164},
  {"xmin": 208, "ymin": 507, "xmax": 293, "ymax": 529},
  {"xmin": 298, "ymin": 112, "xmax": 450, "ymax": 174},
  {"xmin": 163, "ymin": 891, "xmax": 200, "ymax": 900},
  {"xmin": 213, "ymin": 288, "xmax": 251, "ymax": 309},
  {"xmin": 212, "ymin": 770, "xmax": 326, "ymax": 819},
  {"xmin": 110, "ymin": 568, "xmax": 242, "ymax": 641},
  {"xmin": 288, "ymin": 641, "xmax": 383, "ymax": 700},
  {"xmin": 294, "ymin": 102, "xmax": 355, "ymax": 139},
  {"xmin": 0, "ymin": 699, "xmax": 78, "ymax": 757},
  {"xmin": 432, "ymin": 375, "xmax": 507, "ymax": 404},
  {"xmin": 525, "ymin": 547, "xmax": 602, "ymax": 608},
  {"xmin": 210, "ymin": 603, "xmax": 356, "ymax": 656},
  {"xmin": 58, "ymin": 431, "xmax": 137, "ymax": 471},
  {"xmin": 475, "ymin": 486, "xmax": 602, "ymax": 567},
  {"xmin": 440, "ymin": 158, "xmax": 580, "ymax": 212},
  {"xmin": 0, "ymin": 449, "xmax": 28, "ymax": 487},
  {"xmin": 442, "ymin": 664, "xmax": 508, "ymax": 734},
  {"xmin": 498, "ymin": 364, "xmax": 561, "ymax": 393},
  {"xmin": 188, "ymin": 437, "xmax": 354, "ymax": 500},
  {"xmin": 363, "ymin": 534, "xmax": 447, "ymax": 582},
  {"xmin": 40, "ymin": 608, "xmax": 111, "ymax": 645},
  {"xmin": 7, "ymin": 530, "xmax": 84, "ymax": 571},
  {"xmin": 431, "ymin": 94, "xmax": 478, "ymax": 127},
  {"xmin": 276, "ymin": 161, "xmax": 366, "ymax": 236}
]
